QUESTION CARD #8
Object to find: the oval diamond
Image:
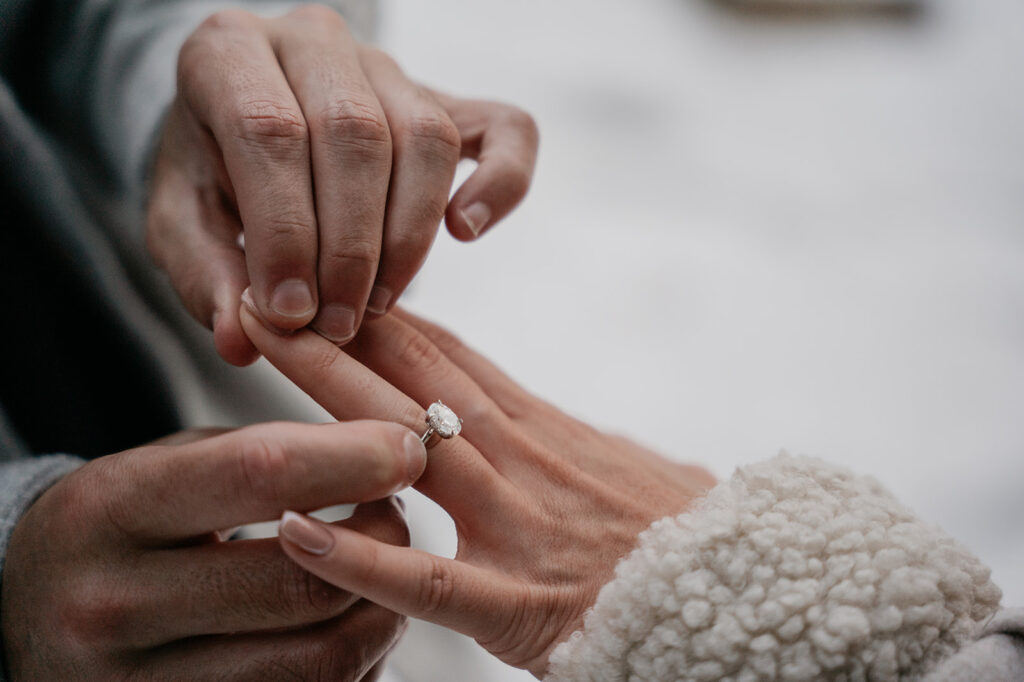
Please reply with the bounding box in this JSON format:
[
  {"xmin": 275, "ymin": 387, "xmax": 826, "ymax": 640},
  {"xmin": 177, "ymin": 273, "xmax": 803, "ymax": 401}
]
[{"xmin": 426, "ymin": 401, "xmax": 461, "ymax": 438}]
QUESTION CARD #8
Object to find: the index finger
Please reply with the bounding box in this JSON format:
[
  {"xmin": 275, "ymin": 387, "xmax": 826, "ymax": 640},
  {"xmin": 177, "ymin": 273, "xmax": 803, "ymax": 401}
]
[
  {"xmin": 107, "ymin": 420, "xmax": 424, "ymax": 542},
  {"xmin": 180, "ymin": 11, "xmax": 318, "ymax": 330}
]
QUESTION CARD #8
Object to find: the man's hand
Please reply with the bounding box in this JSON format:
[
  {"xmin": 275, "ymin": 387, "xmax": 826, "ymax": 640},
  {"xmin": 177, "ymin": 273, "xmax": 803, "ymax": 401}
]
[
  {"xmin": 147, "ymin": 5, "xmax": 538, "ymax": 365},
  {"xmin": 1, "ymin": 421, "xmax": 425, "ymax": 680}
]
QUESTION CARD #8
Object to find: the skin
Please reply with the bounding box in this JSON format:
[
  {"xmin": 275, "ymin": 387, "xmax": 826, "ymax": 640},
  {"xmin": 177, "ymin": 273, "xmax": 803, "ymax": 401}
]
[
  {"xmin": 1, "ymin": 421, "xmax": 425, "ymax": 680},
  {"xmin": 240, "ymin": 304, "xmax": 718, "ymax": 678},
  {"xmin": 147, "ymin": 5, "xmax": 539, "ymax": 366}
]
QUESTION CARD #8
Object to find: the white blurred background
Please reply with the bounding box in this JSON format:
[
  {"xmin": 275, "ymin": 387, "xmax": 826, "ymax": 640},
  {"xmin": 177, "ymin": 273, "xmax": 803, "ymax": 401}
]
[{"xmin": 342, "ymin": 1, "xmax": 1024, "ymax": 679}]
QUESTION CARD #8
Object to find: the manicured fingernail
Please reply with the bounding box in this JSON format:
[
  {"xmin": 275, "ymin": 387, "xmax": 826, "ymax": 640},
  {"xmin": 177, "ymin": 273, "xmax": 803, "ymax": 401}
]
[
  {"xmin": 270, "ymin": 279, "xmax": 315, "ymax": 319},
  {"xmin": 461, "ymin": 202, "xmax": 491, "ymax": 237},
  {"xmin": 366, "ymin": 286, "xmax": 392, "ymax": 316},
  {"xmin": 241, "ymin": 287, "xmax": 257, "ymax": 314},
  {"xmin": 312, "ymin": 303, "xmax": 356, "ymax": 344},
  {"xmin": 403, "ymin": 430, "xmax": 427, "ymax": 482},
  {"xmin": 280, "ymin": 511, "xmax": 334, "ymax": 556}
]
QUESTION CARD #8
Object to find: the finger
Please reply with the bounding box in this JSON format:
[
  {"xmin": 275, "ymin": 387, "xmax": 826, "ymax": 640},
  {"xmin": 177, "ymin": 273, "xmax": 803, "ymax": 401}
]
[
  {"xmin": 116, "ymin": 499, "xmax": 409, "ymax": 646},
  {"xmin": 239, "ymin": 304, "xmax": 512, "ymax": 522},
  {"xmin": 343, "ymin": 314, "xmax": 518, "ymax": 463},
  {"xmin": 105, "ymin": 420, "xmax": 425, "ymax": 542},
  {"xmin": 389, "ymin": 307, "xmax": 593, "ymax": 455},
  {"xmin": 144, "ymin": 599, "xmax": 403, "ymax": 682},
  {"xmin": 148, "ymin": 132, "xmax": 259, "ymax": 366},
  {"xmin": 390, "ymin": 307, "xmax": 537, "ymax": 419},
  {"xmin": 436, "ymin": 94, "xmax": 539, "ymax": 240},
  {"xmin": 179, "ymin": 10, "xmax": 318, "ymax": 330},
  {"xmin": 359, "ymin": 48, "xmax": 461, "ymax": 317},
  {"xmin": 345, "ymin": 315, "xmax": 576, "ymax": 485},
  {"xmin": 271, "ymin": 7, "xmax": 392, "ymax": 344},
  {"xmin": 279, "ymin": 511, "xmax": 517, "ymax": 643},
  {"xmin": 145, "ymin": 427, "xmax": 231, "ymax": 447}
]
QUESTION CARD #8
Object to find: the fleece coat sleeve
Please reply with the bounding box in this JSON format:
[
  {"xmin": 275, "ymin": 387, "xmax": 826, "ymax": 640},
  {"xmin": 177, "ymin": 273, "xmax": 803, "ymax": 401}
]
[{"xmin": 545, "ymin": 455, "xmax": 1008, "ymax": 682}]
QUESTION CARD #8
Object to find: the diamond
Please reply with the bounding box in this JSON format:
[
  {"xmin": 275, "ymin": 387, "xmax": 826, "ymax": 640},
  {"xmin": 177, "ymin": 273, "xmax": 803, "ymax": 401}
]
[{"xmin": 426, "ymin": 401, "xmax": 461, "ymax": 438}]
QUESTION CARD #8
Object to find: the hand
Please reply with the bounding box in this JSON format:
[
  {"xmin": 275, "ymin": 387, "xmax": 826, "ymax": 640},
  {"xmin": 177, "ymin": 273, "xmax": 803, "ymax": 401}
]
[
  {"xmin": 1, "ymin": 422, "xmax": 425, "ymax": 680},
  {"xmin": 240, "ymin": 305, "xmax": 717, "ymax": 677},
  {"xmin": 147, "ymin": 5, "xmax": 538, "ymax": 366}
]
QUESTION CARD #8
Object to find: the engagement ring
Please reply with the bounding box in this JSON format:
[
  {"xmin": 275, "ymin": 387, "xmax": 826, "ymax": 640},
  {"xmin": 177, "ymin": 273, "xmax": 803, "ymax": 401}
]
[{"xmin": 420, "ymin": 401, "xmax": 462, "ymax": 446}]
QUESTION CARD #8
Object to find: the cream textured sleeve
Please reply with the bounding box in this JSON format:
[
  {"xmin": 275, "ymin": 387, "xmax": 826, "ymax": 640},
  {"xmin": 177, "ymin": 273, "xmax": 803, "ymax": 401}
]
[{"xmin": 545, "ymin": 455, "xmax": 1001, "ymax": 682}]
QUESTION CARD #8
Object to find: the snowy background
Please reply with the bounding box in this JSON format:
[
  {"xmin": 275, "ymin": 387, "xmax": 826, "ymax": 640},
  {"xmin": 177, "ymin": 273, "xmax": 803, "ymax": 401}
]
[{"xmin": 310, "ymin": 1, "xmax": 1023, "ymax": 679}]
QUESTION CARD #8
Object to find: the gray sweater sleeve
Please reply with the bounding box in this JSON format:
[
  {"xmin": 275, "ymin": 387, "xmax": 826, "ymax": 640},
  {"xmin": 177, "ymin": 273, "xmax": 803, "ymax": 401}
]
[{"xmin": 0, "ymin": 407, "xmax": 84, "ymax": 682}]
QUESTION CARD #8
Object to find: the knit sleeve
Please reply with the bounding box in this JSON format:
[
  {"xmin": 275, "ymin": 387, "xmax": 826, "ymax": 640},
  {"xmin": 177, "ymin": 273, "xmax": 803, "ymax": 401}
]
[
  {"xmin": 544, "ymin": 455, "xmax": 1002, "ymax": 682},
  {"xmin": 0, "ymin": 455, "xmax": 84, "ymax": 682}
]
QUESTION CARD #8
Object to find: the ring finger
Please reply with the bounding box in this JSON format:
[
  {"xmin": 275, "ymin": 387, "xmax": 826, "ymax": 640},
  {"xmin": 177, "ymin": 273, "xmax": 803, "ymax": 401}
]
[{"xmin": 239, "ymin": 305, "xmax": 513, "ymax": 525}]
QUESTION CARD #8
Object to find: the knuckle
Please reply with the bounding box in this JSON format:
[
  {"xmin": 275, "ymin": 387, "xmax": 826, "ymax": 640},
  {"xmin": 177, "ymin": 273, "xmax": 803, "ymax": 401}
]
[
  {"xmin": 393, "ymin": 329, "xmax": 446, "ymax": 377},
  {"xmin": 199, "ymin": 8, "xmax": 257, "ymax": 34},
  {"xmin": 416, "ymin": 556, "xmax": 455, "ymax": 616},
  {"xmin": 311, "ymin": 639, "xmax": 350, "ymax": 682},
  {"xmin": 259, "ymin": 212, "xmax": 317, "ymax": 245},
  {"xmin": 324, "ymin": 234, "xmax": 380, "ymax": 269},
  {"xmin": 505, "ymin": 105, "xmax": 540, "ymax": 146},
  {"xmin": 380, "ymin": 231, "xmax": 434, "ymax": 278},
  {"xmin": 307, "ymin": 340, "xmax": 345, "ymax": 376},
  {"xmin": 314, "ymin": 99, "xmax": 391, "ymax": 160},
  {"xmin": 179, "ymin": 10, "xmax": 256, "ymax": 77},
  {"xmin": 374, "ymin": 509, "xmax": 411, "ymax": 547},
  {"xmin": 62, "ymin": 576, "xmax": 136, "ymax": 647},
  {"xmin": 284, "ymin": 562, "xmax": 349, "ymax": 620},
  {"xmin": 237, "ymin": 434, "xmax": 289, "ymax": 504},
  {"xmin": 94, "ymin": 455, "xmax": 150, "ymax": 539},
  {"xmin": 234, "ymin": 100, "xmax": 309, "ymax": 148},
  {"xmin": 289, "ymin": 3, "xmax": 348, "ymax": 29},
  {"xmin": 402, "ymin": 110, "xmax": 461, "ymax": 156},
  {"xmin": 179, "ymin": 9, "xmax": 259, "ymax": 80},
  {"xmin": 419, "ymin": 321, "xmax": 465, "ymax": 358}
]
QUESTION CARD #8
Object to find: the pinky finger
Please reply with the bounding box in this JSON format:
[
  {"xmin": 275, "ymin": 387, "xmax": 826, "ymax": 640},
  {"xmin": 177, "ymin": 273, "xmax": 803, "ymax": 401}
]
[
  {"xmin": 279, "ymin": 511, "xmax": 515, "ymax": 642},
  {"xmin": 437, "ymin": 95, "xmax": 539, "ymax": 241}
]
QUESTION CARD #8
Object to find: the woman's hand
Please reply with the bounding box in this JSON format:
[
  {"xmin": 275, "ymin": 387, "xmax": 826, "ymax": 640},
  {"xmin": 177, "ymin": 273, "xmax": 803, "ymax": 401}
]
[
  {"xmin": 240, "ymin": 304, "xmax": 716, "ymax": 677},
  {"xmin": 148, "ymin": 5, "xmax": 538, "ymax": 366}
]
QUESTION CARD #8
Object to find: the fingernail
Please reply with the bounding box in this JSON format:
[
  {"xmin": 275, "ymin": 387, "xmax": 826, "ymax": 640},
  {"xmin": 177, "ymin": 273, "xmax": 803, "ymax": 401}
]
[
  {"xmin": 236, "ymin": 232, "xmax": 246, "ymax": 250},
  {"xmin": 366, "ymin": 286, "xmax": 392, "ymax": 316},
  {"xmin": 280, "ymin": 511, "xmax": 334, "ymax": 556},
  {"xmin": 270, "ymin": 279, "xmax": 315, "ymax": 319},
  {"xmin": 461, "ymin": 202, "xmax": 491, "ymax": 237},
  {"xmin": 241, "ymin": 287, "xmax": 257, "ymax": 314},
  {"xmin": 312, "ymin": 303, "xmax": 356, "ymax": 344},
  {"xmin": 403, "ymin": 430, "xmax": 427, "ymax": 482}
]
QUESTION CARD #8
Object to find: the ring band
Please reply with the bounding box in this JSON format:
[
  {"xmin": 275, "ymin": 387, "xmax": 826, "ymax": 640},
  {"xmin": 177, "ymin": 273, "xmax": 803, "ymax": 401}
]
[{"xmin": 420, "ymin": 401, "xmax": 462, "ymax": 446}]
